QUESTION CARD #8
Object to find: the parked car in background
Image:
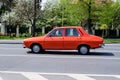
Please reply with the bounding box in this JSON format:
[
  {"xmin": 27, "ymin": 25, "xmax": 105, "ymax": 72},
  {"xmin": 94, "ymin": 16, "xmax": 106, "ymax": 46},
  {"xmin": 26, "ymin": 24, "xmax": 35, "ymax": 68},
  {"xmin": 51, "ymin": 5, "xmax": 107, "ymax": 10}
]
[{"xmin": 23, "ymin": 26, "xmax": 104, "ymax": 55}]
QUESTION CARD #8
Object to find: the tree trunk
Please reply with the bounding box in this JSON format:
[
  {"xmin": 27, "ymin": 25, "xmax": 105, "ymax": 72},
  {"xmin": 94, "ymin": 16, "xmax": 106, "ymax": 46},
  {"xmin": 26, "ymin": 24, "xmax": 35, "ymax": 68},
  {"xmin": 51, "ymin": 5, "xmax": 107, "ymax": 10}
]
[
  {"xmin": 29, "ymin": 26, "xmax": 32, "ymax": 35},
  {"xmin": 102, "ymin": 29, "xmax": 104, "ymax": 37},
  {"xmin": 0, "ymin": 23, "xmax": 6, "ymax": 35},
  {"xmin": 87, "ymin": 0, "xmax": 92, "ymax": 34},
  {"xmin": 116, "ymin": 29, "xmax": 119, "ymax": 37},
  {"xmin": 31, "ymin": 0, "xmax": 37, "ymax": 37},
  {"xmin": 16, "ymin": 25, "xmax": 19, "ymax": 37},
  {"xmin": 42, "ymin": 27, "xmax": 45, "ymax": 34}
]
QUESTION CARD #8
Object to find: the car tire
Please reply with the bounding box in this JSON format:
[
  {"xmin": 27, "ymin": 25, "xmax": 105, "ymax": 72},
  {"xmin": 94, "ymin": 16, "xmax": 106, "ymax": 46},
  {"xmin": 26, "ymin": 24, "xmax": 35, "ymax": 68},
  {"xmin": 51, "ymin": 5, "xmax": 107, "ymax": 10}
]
[
  {"xmin": 78, "ymin": 45, "xmax": 89, "ymax": 55},
  {"xmin": 31, "ymin": 44, "xmax": 42, "ymax": 53}
]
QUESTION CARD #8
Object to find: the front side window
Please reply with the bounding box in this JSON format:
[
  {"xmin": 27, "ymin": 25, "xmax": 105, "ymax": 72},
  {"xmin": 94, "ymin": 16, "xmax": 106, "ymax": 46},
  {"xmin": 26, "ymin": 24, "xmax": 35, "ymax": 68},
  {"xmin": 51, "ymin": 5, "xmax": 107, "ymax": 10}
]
[
  {"xmin": 49, "ymin": 29, "xmax": 62, "ymax": 37},
  {"xmin": 65, "ymin": 28, "xmax": 79, "ymax": 36}
]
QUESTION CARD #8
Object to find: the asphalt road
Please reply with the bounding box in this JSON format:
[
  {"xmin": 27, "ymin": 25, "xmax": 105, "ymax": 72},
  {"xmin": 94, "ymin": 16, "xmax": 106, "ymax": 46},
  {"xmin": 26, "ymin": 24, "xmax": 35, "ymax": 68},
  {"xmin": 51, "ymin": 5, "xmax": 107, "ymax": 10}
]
[{"xmin": 0, "ymin": 44, "xmax": 120, "ymax": 80}]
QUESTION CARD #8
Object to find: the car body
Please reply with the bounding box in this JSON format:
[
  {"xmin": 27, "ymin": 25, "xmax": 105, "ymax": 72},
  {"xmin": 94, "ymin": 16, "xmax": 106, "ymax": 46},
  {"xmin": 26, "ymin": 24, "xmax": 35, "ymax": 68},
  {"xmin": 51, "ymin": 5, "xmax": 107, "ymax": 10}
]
[{"xmin": 23, "ymin": 26, "xmax": 104, "ymax": 55}]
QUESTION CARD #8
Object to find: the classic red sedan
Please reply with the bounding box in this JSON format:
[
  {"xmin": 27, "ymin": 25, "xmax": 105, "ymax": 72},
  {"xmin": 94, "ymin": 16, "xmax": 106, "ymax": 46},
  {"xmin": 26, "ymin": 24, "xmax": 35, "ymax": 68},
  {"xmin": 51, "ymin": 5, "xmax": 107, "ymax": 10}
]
[{"xmin": 23, "ymin": 26, "xmax": 104, "ymax": 55}]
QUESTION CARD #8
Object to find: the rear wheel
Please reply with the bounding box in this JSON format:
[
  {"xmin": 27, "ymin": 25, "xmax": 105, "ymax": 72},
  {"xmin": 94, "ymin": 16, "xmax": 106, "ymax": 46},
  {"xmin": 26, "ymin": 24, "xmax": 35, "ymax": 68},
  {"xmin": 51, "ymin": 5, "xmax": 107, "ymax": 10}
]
[
  {"xmin": 78, "ymin": 45, "xmax": 89, "ymax": 55},
  {"xmin": 31, "ymin": 44, "xmax": 42, "ymax": 53}
]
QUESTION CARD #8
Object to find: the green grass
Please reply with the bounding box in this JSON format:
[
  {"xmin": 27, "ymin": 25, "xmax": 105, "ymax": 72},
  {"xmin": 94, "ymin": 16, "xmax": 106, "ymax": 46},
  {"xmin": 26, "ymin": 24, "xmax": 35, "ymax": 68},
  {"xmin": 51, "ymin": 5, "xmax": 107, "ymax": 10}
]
[
  {"xmin": 104, "ymin": 39, "xmax": 120, "ymax": 43},
  {"xmin": 0, "ymin": 36, "xmax": 10, "ymax": 39},
  {"xmin": 0, "ymin": 36, "xmax": 27, "ymax": 40}
]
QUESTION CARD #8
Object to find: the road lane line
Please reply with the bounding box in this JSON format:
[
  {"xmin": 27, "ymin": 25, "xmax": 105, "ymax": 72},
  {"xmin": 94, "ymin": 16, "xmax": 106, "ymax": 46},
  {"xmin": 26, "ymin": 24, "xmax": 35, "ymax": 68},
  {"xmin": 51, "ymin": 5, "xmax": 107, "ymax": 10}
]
[
  {"xmin": 22, "ymin": 73, "xmax": 48, "ymax": 80},
  {"xmin": 68, "ymin": 74, "xmax": 96, "ymax": 80},
  {"xmin": 0, "ymin": 77, "xmax": 3, "ymax": 80}
]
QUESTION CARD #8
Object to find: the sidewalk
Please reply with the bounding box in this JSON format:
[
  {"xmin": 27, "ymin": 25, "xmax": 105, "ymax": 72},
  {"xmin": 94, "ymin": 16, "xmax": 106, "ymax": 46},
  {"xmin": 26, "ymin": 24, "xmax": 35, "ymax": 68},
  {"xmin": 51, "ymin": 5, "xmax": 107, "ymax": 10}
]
[{"xmin": 0, "ymin": 40, "xmax": 23, "ymax": 44}]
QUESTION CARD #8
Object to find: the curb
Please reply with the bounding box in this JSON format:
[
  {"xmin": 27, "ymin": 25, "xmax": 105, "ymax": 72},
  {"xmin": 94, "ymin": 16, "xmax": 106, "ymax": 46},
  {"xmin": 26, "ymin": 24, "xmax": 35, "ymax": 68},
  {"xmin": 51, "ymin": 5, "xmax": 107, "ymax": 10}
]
[
  {"xmin": 0, "ymin": 40, "xmax": 23, "ymax": 44},
  {"xmin": 0, "ymin": 43, "xmax": 23, "ymax": 44}
]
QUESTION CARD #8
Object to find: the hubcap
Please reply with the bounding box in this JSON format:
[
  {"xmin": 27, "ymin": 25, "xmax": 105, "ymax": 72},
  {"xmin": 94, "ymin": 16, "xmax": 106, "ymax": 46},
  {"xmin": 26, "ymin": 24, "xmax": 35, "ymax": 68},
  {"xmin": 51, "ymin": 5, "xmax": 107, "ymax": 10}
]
[
  {"xmin": 32, "ymin": 45, "xmax": 40, "ymax": 53},
  {"xmin": 80, "ymin": 46, "xmax": 88, "ymax": 55}
]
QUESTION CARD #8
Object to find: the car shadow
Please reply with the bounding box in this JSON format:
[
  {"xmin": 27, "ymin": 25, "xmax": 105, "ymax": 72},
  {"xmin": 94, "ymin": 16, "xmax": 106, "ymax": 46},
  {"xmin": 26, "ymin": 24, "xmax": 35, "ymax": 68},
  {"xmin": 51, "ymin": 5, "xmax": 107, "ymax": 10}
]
[
  {"xmin": 89, "ymin": 52, "xmax": 114, "ymax": 56},
  {"xmin": 27, "ymin": 51, "xmax": 114, "ymax": 56}
]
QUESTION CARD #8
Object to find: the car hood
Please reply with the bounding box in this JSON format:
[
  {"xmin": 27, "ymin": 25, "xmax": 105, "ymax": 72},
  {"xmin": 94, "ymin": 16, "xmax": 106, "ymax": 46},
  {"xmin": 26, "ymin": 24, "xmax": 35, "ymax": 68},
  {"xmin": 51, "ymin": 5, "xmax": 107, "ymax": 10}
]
[{"xmin": 23, "ymin": 36, "xmax": 45, "ymax": 42}]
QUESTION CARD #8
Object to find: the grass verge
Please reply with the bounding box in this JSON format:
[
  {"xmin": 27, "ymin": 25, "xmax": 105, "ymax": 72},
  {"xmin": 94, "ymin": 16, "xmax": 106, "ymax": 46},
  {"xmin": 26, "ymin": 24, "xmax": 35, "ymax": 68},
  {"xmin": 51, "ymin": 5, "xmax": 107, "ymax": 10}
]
[
  {"xmin": 0, "ymin": 36, "xmax": 27, "ymax": 40},
  {"xmin": 104, "ymin": 39, "xmax": 120, "ymax": 43}
]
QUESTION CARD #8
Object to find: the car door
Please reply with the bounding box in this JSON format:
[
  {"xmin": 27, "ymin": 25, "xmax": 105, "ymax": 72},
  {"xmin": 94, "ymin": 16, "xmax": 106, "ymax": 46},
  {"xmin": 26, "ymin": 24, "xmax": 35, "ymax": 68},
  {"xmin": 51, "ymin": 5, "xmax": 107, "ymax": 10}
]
[
  {"xmin": 44, "ymin": 29, "xmax": 64, "ymax": 50},
  {"xmin": 64, "ymin": 28, "xmax": 80, "ymax": 50}
]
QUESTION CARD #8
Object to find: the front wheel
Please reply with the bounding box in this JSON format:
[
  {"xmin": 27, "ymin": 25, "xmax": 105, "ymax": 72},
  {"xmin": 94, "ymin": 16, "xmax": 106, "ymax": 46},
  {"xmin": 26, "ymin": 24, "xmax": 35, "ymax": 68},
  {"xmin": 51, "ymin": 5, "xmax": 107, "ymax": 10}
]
[
  {"xmin": 31, "ymin": 44, "xmax": 42, "ymax": 53},
  {"xmin": 78, "ymin": 46, "xmax": 89, "ymax": 55}
]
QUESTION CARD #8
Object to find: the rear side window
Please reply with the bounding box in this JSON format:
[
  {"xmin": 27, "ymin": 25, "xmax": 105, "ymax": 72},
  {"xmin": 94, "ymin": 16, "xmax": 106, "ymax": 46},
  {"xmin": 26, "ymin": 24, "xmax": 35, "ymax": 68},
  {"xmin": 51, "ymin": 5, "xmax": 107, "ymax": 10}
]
[{"xmin": 65, "ymin": 28, "xmax": 79, "ymax": 36}]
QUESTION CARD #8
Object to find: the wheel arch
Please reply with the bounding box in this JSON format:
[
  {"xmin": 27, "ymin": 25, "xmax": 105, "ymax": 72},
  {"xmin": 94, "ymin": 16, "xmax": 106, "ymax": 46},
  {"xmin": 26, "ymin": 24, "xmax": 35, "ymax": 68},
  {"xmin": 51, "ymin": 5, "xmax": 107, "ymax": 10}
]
[
  {"xmin": 30, "ymin": 43, "xmax": 43, "ymax": 49},
  {"xmin": 77, "ymin": 44, "xmax": 90, "ymax": 49}
]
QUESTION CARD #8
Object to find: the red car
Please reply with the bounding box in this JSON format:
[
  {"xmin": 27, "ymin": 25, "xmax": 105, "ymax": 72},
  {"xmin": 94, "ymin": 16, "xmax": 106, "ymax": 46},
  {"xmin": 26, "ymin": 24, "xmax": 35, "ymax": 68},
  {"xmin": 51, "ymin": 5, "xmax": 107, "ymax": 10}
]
[{"xmin": 23, "ymin": 26, "xmax": 104, "ymax": 55}]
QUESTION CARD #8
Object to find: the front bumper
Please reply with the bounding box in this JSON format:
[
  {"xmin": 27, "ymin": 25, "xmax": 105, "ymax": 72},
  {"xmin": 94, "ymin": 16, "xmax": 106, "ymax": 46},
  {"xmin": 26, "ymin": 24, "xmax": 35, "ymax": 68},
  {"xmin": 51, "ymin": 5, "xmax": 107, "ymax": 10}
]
[
  {"xmin": 100, "ymin": 43, "xmax": 105, "ymax": 48},
  {"xmin": 23, "ymin": 44, "xmax": 26, "ymax": 48}
]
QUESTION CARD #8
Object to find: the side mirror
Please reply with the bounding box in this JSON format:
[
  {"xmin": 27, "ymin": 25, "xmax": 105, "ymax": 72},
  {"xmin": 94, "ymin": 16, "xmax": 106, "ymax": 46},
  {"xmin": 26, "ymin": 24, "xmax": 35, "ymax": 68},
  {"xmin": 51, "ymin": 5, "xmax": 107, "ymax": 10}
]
[
  {"xmin": 48, "ymin": 34, "xmax": 54, "ymax": 37},
  {"xmin": 49, "ymin": 35, "xmax": 52, "ymax": 37}
]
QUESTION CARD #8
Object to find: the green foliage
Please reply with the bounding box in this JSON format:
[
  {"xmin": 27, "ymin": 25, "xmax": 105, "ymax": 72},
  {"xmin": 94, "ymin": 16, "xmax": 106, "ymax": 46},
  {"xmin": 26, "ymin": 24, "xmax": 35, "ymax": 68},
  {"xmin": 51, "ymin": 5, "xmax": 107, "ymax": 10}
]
[
  {"xmin": 0, "ymin": 4, "xmax": 7, "ymax": 16},
  {"xmin": 0, "ymin": 36, "xmax": 11, "ymax": 39},
  {"xmin": 19, "ymin": 33, "xmax": 31, "ymax": 37},
  {"xmin": 112, "ymin": 1, "xmax": 120, "ymax": 29},
  {"xmin": 1, "ymin": 0, "xmax": 120, "ymax": 38},
  {"xmin": 98, "ymin": 3, "xmax": 115, "ymax": 27},
  {"xmin": 94, "ymin": 1, "xmax": 120, "ymax": 29},
  {"xmin": 59, "ymin": 0, "xmax": 88, "ymax": 26},
  {"xmin": 36, "ymin": 0, "xmax": 120, "ymax": 33},
  {"xmin": 37, "ymin": 0, "xmax": 61, "ymax": 28},
  {"xmin": 13, "ymin": 0, "xmax": 35, "ymax": 26},
  {"xmin": 1, "ymin": 11, "xmax": 16, "ymax": 26},
  {"xmin": 104, "ymin": 39, "xmax": 120, "ymax": 43}
]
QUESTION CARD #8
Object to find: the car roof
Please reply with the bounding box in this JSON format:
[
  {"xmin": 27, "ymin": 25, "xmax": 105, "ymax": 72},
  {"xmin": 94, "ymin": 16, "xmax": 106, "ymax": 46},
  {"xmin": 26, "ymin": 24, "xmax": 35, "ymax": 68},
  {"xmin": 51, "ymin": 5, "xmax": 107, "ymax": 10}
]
[{"xmin": 55, "ymin": 26, "xmax": 82, "ymax": 29}]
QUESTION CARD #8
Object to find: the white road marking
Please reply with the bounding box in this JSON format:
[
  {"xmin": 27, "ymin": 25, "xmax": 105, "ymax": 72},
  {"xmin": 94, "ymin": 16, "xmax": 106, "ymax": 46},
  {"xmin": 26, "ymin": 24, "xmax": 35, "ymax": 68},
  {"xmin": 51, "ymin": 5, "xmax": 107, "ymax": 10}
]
[
  {"xmin": 0, "ymin": 77, "xmax": 3, "ymax": 80},
  {"xmin": 0, "ymin": 71, "xmax": 120, "ymax": 77},
  {"xmin": 68, "ymin": 74, "xmax": 95, "ymax": 80},
  {"xmin": 22, "ymin": 73, "xmax": 48, "ymax": 80},
  {"xmin": 0, "ymin": 71, "xmax": 120, "ymax": 80},
  {"xmin": 114, "ymin": 75, "xmax": 120, "ymax": 79}
]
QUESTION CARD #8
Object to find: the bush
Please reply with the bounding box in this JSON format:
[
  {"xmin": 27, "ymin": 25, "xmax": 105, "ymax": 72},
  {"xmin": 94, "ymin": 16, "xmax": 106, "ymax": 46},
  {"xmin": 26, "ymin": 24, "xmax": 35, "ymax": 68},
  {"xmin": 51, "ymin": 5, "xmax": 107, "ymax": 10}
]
[{"xmin": 20, "ymin": 33, "xmax": 31, "ymax": 37}]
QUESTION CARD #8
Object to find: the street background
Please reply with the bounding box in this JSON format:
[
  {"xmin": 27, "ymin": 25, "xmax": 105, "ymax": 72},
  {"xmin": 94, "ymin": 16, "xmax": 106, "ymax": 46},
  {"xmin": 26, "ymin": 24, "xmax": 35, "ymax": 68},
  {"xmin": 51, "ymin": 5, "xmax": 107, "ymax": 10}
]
[{"xmin": 0, "ymin": 41, "xmax": 120, "ymax": 80}]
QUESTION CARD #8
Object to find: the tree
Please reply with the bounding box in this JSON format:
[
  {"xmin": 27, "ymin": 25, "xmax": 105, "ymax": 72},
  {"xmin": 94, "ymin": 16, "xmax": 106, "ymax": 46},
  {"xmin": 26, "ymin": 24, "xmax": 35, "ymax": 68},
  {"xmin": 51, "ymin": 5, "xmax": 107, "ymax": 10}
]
[
  {"xmin": 0, "ymin": 3, "xmax": 7, "ymax": 16},
  {"xmin": 1, "ymin": 10, "xmax": 26, "ymax": 37},
  {"xmin": 1, "ymin": 0, "xmax": 41, "ymax": 37},
  {"xmin": 60, "ymin": 0, "xmax": 88, "ymax": 26},
  {"xmin": 58, "ymin": 0, "xmax": 99, "ymax": 34},
  {"xmin": 92, "ymin": 1, "xmax": 120, "ymax": 37},
  {"xmin": 112, "ymin": 1, "xmax": 120, "ymax": 29},
  {"xmin": 13, "ymin": 0, "xmax": 41, "ymax": 37},
  {"xmin": 37, "ymin": 0, "xmax": 93, "ymax": 31},
  {"xmin": 37, "ymin": 0, "xmax": 61, "ymax": 29}
]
